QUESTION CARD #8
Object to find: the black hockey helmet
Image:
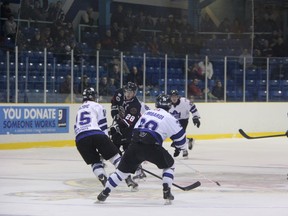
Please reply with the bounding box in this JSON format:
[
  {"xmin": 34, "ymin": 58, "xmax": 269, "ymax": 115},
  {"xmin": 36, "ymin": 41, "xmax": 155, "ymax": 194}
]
[
  {"xmin": 82, "ymin": 87, "xmax": 97, "ymax": 102},
  {"xmin": 124, "ymin": 82, "xmax": 138, "ymax": 100},
  {"xmin": 155, "ymin": 94, "xmax": 172, "ymax": 111},
  {"xmin": 170, "ymin": 89, "xmax": 179, "ymax": 96},
  {"xmin": 125, "ymin": 82, "xmax": 138, "ymax": 92}
]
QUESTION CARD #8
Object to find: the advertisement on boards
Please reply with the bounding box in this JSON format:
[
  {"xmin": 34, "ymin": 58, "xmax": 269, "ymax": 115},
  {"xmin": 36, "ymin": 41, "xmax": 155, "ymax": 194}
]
[{"xmin": 0, "ymin": 106, "xmax": 69, "ymax": 134}]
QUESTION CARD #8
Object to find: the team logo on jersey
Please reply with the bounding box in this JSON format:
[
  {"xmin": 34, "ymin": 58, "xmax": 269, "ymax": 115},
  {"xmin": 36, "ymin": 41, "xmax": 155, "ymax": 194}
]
[{"xmin": 130, "ymin": 107, "xmax": 137, "ymax": 115}]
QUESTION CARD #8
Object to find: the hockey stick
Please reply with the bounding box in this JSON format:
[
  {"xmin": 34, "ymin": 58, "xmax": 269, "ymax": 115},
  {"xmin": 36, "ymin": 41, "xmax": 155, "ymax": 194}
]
[
  {"xmin": 239, "ymin": 129, "xmax": 287, "ymax": 139},
  {"xmin": 141, "ymin": 168, "xmax": 201, "ymax": 191},
  {"xmin": 176, "ymin": 159, "xmax": 221, "ymax": 186}
]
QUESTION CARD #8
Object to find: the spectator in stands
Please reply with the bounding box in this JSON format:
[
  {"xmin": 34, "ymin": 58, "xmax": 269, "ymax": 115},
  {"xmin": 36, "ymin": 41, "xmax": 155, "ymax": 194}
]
[
  {"xmin": 238, "ymin": 48, "xmax": 254, "ymax": 69},
  {"xmin": 80, "ymin": 7, "xmax": 95, "ymax": 26},
  {"xmin": 1, "ymin": 1, "xmax": 12, "ymax": 36},
  {"xmin": 261, "ymin": 13, "xmax": 279, "ymax": 32},
  {"xmin": 3, "ymin": 15, "xmax": 17, "ymax": 41},
  {"xmin": 54, "ymin": 28, "xmax": 69, "ymax": 48},
  {"xmin": 174, "ymin": 35, "xmax": 185, "ymax": 55},
  {"xmin": 43, "ymin": 0, "xmax": 49, "ymax": 11},
  {"xmin": 16, "ymin": 29, "xmax": 29, "ymax": 51},
  {"xmin": 198, "ymin": 57, "xmax": 214, "ymax": 80},
  {"xmin": 40, "ymin": 27, "xmax": 54, "ymax": 50},
  {"xmin": 101, "ymin": 29, "xmax": 116, "ymax": 51},
  {"xmin": 115, "ymin": 31, "xmax": 129, "ymax": 52},
  {"xmin": 183, "ymin": 36, "xmax": 196, "ymax": 56},
  {"xmin": 1, "ymin": 1, "xmax": 13, "ymax": 19},
  {"xmin": 109, "ymin": 57, "xmax": 130, "ymax": 74},
  {"xmin": 147, "ymin": 35, "xmax": 160, "ymax": 56},
  {"xmin": 230, "ymin": 18, "xmax": 245, "ymax": 38},
  {"xmin": 126, "ymin": 66, "xmax": 143, "ymax": 89},
  {"xmin": 78, "ymin": 74, "xmax": 90, "ymax": 94},
  {"xmin": 203, "ymin": 87, "xmax": 218, "ymax": 101},
  {"xmin": 123, "ymin": 8, "xmax": 134, "ymax": 28},
  {"xmin": 218, "ymin": 17, "xmax": 231, "ymax": 32},
  {"xmin": 99, "ymin": 76, "xmax": 110, "ymax": 97},
  {"xmin": 159, "ymin": 34, "xmax": 173, "ymax": 55},
  {"xmin": 165, "ymin": 14, "xmax": 177, "ymax": 34},
  {"xmin": 188, "ymin": 78, "xmax": 203, "ymax": 100},
  {"xmin": 47, "ymin": 0, "xmax": 65, "ymax": 22},
  {"xmin": 19, "ymin": 0, "xmax": 33, "ymax": 19},
  {"xmin": 111, "ymin": 22, "xmax": 120, "ymax": 40},
  {"xmin": 130, "ymin": 26, "xmax": 145, "ymax": 45},
  {"xmin": 200, "ymin": 13, "xmax": 217, "ymax": 32},
  {"xmin": 271, "ymin": 36, "xmax": 286, "ymax": 57},
  {"xmin": 261, "ymin": 39, "xmax": 273, "ymax": 57},
  {"xmin": 211, "ymin": 80, "xmax": 224, "ymax": 101},
  {"xmin": 65, "ymin": 22, "xmax": 75, "ymax": 38},
  {"xmin": 28, "ymin": 31, "xmax": 44, "ymax": 51},
  {"xmin": 188, "ymin": 63, "xmax": 203, "ymax": 80},
  {"xmin": 144, "ymin": 14, "xmax": 155, "ymax": 29},
  {"xmin": 107, "ymin": 78, "xmax": 117, "ymax": 95},
  {"xmin": 31, "ymin": 0, "xmax": 46, "ymax": 21},
  {"xmin": 109, "ymin": 64, "xmax": 121, "ymax": 89},
  {"xmin": 111, "ymin": 4, "xmax": 125, "ymax": 27},
  {"xmin": 178, "ymin": 15, "xmax": 193, "ymax": 35},
  {"xmin": 59, "ymin": 75, "xmax": 78, "ymax": 103},
  {"xmin": 154, "ymin": 16, "xmax": 166, "ymax": 31},
  {"xmin": 169, "ymin": 35, "xmax": 178, "ymax": 56},
  {"xmin": 134, "ymin": 10, "xmax": 146, "ymax": 29}
]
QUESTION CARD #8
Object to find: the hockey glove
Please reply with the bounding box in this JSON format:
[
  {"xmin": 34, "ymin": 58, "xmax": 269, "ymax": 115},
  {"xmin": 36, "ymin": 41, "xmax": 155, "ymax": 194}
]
[
  {"xmin": 192, "ymin": 117, "xmax": 201, "ymax": 128},
  {"xmin": 109, "ymin": 124, "xmax": 122, "ymax": 136},
  {"xmin": 170, "ymin": 142, "xmax": 181, "ymax": 157}
]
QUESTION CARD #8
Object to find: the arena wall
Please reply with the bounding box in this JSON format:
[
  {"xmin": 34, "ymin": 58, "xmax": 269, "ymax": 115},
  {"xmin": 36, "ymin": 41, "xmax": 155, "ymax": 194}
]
[{"xmin": 0, "ymin": 103, "xmax": 287, "ymax": 149}]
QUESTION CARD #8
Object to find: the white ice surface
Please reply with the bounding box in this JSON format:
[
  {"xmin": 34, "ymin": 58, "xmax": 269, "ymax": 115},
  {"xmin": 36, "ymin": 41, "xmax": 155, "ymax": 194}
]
[{"xmin": 0, "ymin": 138, "xmax": 288, "ymax": 216}]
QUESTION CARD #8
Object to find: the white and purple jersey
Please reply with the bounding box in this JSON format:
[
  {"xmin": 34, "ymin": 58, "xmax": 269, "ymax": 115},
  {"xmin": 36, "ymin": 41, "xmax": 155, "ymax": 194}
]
[
  {"xmin": 74, "ymin": 101, "xmax": 108, "ymax": 142},
  {"xmin": 134, "ymin": 108, "xmax": 186, "ymax": 150},
  {"xmin": 169, "ymin": 97, "xmax": 200, "ymax": 120}
]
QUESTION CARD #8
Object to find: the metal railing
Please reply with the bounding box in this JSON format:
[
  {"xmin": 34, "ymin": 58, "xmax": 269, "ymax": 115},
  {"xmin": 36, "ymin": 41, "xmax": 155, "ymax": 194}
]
[{"xmin": 0, "ymin": 47, "xmax": 287, "ymax": 104}]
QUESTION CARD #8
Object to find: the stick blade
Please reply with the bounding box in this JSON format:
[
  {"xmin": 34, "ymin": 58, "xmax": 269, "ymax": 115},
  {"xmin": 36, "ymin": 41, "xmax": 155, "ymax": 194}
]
[
  {"xmin": 239, "ymin": 129, "xmax": 286, "ymax": 139},
  {"xmin": 181, "ymin": 181, "xmax": 201, "ymax": 191},
  {"xmin": 239, "ymin": 129, "xmax": 252, "ymax": 139}
]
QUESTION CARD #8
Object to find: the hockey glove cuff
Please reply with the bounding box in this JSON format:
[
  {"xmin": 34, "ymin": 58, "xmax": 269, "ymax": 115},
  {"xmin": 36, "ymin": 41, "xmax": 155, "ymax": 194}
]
[
  {"xmin": 109, "ymin": 124, "xmax": 122, "ymax": 136},
  {"xmin": 193, "ymin": 117, "xmax": 201, "ymax": 128}
]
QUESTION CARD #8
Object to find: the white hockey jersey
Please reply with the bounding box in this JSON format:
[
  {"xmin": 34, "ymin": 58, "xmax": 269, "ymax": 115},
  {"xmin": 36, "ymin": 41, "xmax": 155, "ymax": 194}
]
[
  {"xmin": 134, "ymin": 108, "xmax": 186, "ymax": 150},
  {"xmin": 169, "ymin": 97, "xmax": 200, "ymax": 120},
  {"xmin": 74, "ymin": 100, "xmax": 108, "ymax": 138}
]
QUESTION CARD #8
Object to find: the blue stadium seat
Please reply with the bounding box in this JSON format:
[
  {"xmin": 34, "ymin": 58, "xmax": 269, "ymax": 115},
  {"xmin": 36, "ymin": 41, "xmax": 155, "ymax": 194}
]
[
  {"xmin": 258, "ymin": 69, "xmax": 268, "ymax": 80},
  {"xmin": 257, "ymin": 90, "xmax": 267, "ymax": 101},
  {"xmin": 269, "ymin": 80, "xmax": 281, "ymax": 91},
  {"xmin": 281, "ymin": 80, "xmax": 288, "ymax": 91},
  {"xmin": 246, "ymin": 69, "xmax": 258, "ymax": 80},
  {"xmin": 256, "ymin": 80, "xmax": 267, "ymax": 90},
  {"xmin": 246, "ymin": 79, "xmax": 256, "ymax": 88},
  {"xmin": 270, "ymin": 90, "xmax": 283, "ymax": 101}
]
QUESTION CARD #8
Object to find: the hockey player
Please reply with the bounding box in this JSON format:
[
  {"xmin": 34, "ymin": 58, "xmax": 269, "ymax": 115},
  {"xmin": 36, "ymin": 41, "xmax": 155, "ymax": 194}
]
[
  {"xmin": 97, "ymin": 94, "xmax": 187, "ymax": 205},
  {"xmin": 74, "ymin": 87, "xmax": 122, "ymax": 187},
  {"xmin": 109, "ymin": 82, "xmax": 146, "ymax": 188},
  {"xmin": 169, "ymin": 89, "xmax": 201, "ymax": 158},
  {"xmin": 110, "ymin": 82, "xmax": 149, "ymax": 122}
]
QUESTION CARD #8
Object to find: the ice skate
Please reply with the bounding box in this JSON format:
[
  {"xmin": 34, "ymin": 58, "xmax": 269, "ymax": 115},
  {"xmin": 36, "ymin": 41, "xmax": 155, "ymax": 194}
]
[
  {"xmin": 188, "ymin": 138, "xmax": 194, "ymax": 150},
  {"xmin": 182, "ymin": 149, "xmax": 189, "ymax": 158},
  {"xmin": 96, "ymin": 188, "xmax": 111, "ymax": 203},
  {"xmin": 163, "ymin": 183, "xmax": 174, "ymax": 205},
  {"xmin": 98, "ymin": 174, "xmax": 107, "ymax": 187},
  {"xmin": 125, "ymin": 175, "xmax": 139, "ymax": 191},
  {"xmin": 133, "ymin": 166, "xmax": 147, "ymax": 180}
]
